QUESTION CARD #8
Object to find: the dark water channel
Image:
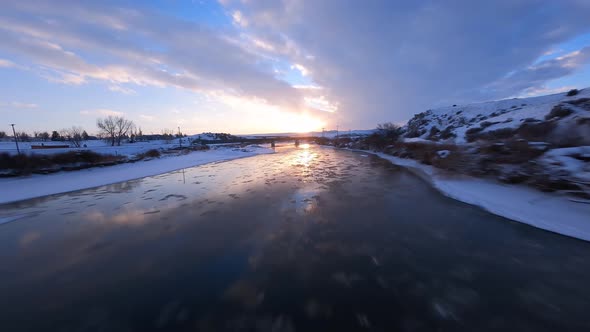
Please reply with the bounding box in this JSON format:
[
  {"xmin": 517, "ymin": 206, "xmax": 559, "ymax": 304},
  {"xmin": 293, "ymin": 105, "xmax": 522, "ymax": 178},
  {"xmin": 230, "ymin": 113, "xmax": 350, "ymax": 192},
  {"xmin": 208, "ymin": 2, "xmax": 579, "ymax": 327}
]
[{"xmin": 1, "ymin": 145, "xmax": 589, "ymax": 331}]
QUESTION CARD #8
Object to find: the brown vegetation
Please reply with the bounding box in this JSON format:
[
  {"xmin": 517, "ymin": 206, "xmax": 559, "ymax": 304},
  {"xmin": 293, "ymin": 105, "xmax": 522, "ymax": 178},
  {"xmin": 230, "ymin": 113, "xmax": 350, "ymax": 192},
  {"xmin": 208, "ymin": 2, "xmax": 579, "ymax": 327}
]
[{"xmin": 0, "ymin": 151, "xmax": 124, "ymax": 176}]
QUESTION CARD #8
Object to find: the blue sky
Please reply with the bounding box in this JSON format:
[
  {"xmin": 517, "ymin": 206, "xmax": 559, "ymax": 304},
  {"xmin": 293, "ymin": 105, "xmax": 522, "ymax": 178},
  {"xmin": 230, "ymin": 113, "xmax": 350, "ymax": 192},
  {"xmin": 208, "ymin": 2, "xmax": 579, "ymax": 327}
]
[{"xmin": 1, "ymin": 0, "xmax": 589, "ymax": 135}]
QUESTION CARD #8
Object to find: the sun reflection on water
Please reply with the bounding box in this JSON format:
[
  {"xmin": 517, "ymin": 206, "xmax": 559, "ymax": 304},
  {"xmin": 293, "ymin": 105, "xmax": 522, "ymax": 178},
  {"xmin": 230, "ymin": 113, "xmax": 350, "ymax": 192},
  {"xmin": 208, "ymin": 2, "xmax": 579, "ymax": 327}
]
[{"xmin": 293, "ymin": 145, "xmax": 315, "ymax": 169}]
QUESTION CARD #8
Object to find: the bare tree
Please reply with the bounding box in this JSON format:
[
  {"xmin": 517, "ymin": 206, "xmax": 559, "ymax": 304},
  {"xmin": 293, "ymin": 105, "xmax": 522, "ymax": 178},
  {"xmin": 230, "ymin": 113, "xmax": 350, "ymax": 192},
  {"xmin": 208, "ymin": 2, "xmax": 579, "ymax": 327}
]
[
  {"xmin": 97, "ymin": 117, "xmax": 117, "ymax": 146},
  {"xmin": 39, "ymin": 131, "xmax": 50, "ymax": 141},
  {"xmin": 97, "ymin": 116, "xmax": 134, "ymax": 146},
  {"xmin": 115, "ymin": 117, "xmax": 134, "ymax": 146},
  {"xmin": 62, "ymin": 126, "xmax": 84, "ymax": 147},
  {"xmin": 17, "ymin": 131, "xmax": 30, "ymax": 142},
  {"xmin": 162, "ymin": 129, "xmax": 174, "ymax": 143},
  {"xmin": 59, "ymin": 129, "xmax": 71, "ymax": 142},
  {"xmin": 51, "ymin": 130, "xmax": 61, "ymax": 141},
  {"xmin": 376, "ymin": 122, "xmax": 401, "ymax": 140},
  {"xmin": 0, "ymin": 131, "xmax": 6, "ymax": 139}
]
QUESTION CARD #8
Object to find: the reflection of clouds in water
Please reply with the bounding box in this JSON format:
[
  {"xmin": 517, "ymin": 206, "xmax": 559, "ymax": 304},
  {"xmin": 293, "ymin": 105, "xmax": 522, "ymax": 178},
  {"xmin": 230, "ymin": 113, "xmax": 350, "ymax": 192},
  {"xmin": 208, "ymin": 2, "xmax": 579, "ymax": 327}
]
[
  {"xmin": 20, "ymin": 231, "xmax": 41, "ymax": 248},
  {"xmin": 289, "ymin": 186, "xmax": 323, "ymax": 215},
  {"xmin": 84, "ymin": 209, "xmax": 153, "ymax": 226},
  {"xmin": 224, "ymin": 279, "xmax": 265, "ymax": 309},
  {"xmin": 102, "ymin": 180, "xmax": 142, "ymax": 193}
]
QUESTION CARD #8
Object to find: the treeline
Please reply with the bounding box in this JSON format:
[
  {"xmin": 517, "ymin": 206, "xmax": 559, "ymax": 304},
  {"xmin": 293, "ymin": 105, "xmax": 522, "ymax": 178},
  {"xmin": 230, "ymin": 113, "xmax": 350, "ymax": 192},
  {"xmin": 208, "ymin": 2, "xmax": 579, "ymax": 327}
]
[
  {"xmin": 0, "ymin": 127, "xmax": 92, "ymax": 147},
  {"xmin": 2, "ymin": 115, "xmax": 189, "ymax": 147}
]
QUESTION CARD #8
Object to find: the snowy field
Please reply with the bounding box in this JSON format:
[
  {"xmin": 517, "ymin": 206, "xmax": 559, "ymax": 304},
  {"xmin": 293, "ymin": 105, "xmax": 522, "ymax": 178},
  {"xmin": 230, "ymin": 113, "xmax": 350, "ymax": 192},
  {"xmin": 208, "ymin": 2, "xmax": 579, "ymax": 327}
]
[
  {"xmin": 0, "ymin": 145, "xmax": 273, "ymax": 205},
  {"xmin": 0, "ymin": 139, "xmax": 190, "ymax": 157},
  {"xmin": 362, "ymin": 150, "xmax": 590, "ymax": 242}
]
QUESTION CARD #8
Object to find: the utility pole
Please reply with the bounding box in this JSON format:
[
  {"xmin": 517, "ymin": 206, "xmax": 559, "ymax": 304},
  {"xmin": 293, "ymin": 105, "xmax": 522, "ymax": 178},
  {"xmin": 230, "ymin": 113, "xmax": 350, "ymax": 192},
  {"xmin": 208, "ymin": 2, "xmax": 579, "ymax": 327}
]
[
  {"xmin": 10, "ymin": 124, "xmax": 20, "ymax": 155},
  {"xmin": 178, "ymin": 126, "xmax": 182, "ymax": 148}
]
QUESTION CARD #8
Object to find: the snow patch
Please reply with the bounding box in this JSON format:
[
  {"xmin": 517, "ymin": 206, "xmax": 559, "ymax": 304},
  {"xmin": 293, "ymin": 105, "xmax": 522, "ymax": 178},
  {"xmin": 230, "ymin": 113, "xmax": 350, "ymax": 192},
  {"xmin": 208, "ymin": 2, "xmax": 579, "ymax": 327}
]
[
  {"xmin": 364, "ymin": 150, "xmax": 590, "ymax": 242},
  {"xmin": 0, "ymin": 145, "xmax": 274, "ymax": 204}
]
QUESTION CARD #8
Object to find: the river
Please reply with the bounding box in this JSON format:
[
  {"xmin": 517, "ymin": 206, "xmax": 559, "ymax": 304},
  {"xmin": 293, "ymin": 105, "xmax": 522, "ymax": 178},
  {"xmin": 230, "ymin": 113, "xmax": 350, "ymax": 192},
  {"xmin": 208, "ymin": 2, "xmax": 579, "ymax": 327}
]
[{"xmin": 0, "ymin": 144, "xmax": 589, "ymax": 331}]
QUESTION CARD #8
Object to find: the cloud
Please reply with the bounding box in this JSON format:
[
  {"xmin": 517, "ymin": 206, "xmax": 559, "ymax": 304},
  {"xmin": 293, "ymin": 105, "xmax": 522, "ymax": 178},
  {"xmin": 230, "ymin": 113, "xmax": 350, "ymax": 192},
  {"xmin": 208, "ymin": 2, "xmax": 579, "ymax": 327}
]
[
  {"xmin": 0, "ymin": 58, "xmax": 16, "ymax": 68},
  {"xmin": 304, "ymin": 95, "xmax": 338, "ymax": 113},
  {"xmin": 291, "ymin": 63, "xmax": 309, "ymax": 76},
  {"xmin": 139, "ymin": 114, "xmax": 156, "ymax": 121},
  {"xmin": 0, "ymin": 1, "xmax": 306, "ymax": 112},
  {"xmin": 518, "ymin": 85, "xmax": 577, "ymax": 98},
  {"xmin": 486, "ymin": 47, "xmax": 590, "ymax": 98},
  {"xmin": 293, "ymin": 84, "xmax": 322, "ymax": 90},
  {"xmin": 0, "ymin": 101, "xmax": 38, "ymax": 109},
  {"xmin": 109, "ymin": 85, "xmax": 136, "ymax": 95},
  {"xmin": 231, "ymin": 10, "xmax": 248, "ymax": 27},
  {"xmin": 1, "ymin": 1, "xmax": 590, "ymax": 131},
  {"xmin": 221, "ymin": 0, "xmax": 590, "ymax": 128},
  {"xmin": 11, "ymin": 101, "xmax": 38, "ymax": 108},
  {"xmin": 80, "ymin": 109, "xmax": 124, "ymax": 117}
]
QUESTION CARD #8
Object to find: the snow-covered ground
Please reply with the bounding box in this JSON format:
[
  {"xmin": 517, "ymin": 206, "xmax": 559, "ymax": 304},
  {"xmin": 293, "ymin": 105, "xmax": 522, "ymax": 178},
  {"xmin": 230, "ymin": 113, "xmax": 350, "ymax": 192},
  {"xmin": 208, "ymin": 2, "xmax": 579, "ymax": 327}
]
[
  {"xmin": 0, "ymin": 145, "xmax": 273, "ymax": 205},
  {"xmin": 0, "ymin": 139, "xmax": 192, "ymax": 157},
  {"xmin": 363, "ymin": 150, "xmax": 590, "ymax": 242},
  {"xmin": 405, "ymin": 88, "xmax": 590, "ymax": 143}
]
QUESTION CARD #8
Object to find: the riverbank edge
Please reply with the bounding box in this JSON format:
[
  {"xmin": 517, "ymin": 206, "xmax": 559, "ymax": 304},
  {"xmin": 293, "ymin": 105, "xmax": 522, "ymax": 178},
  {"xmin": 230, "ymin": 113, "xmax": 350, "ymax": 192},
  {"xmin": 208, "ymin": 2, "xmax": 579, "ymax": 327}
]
[
  {"xmin": 342, "ymin": 147, "xmax": 590, "ymax": 242},
  {"xmin": 0, "ymin": 147, "xmax": 274, "ymax": 206}
]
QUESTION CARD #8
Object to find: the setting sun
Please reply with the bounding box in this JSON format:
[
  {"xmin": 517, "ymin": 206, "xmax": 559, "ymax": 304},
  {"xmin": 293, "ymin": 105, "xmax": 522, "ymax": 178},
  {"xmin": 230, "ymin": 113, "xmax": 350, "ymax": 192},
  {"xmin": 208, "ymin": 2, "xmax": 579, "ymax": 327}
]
[{"xmin": 286, "ymin": 114, "xmax": 325, "ymax": 133}]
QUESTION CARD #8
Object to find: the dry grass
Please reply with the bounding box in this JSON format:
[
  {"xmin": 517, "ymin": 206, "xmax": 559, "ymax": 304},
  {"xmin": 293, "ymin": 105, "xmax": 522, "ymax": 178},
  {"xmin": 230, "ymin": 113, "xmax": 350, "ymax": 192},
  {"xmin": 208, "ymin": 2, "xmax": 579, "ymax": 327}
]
[
  {"xmin": 545, "ymin": 104, "xmax": 573, "ymax": 120},
  {"xmin": 136, "ymin": 149, "xmax": 161, "ymax": 159},
  {"xmin": 0, "ymin": 151, "xmax": 123, "ymax": 175}
]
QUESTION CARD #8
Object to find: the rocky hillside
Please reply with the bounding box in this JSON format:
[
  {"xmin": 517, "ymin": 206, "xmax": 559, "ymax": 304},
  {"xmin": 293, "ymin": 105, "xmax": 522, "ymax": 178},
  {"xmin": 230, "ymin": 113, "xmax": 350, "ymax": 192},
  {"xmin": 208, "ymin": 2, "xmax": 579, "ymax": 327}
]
[
  {"xmin": 370, "ymin": 88, "xmax": 590, "ymax": 199},
  {"xmin": 404, "ymin": 88, "xmax": 590, "ymax": 145}
]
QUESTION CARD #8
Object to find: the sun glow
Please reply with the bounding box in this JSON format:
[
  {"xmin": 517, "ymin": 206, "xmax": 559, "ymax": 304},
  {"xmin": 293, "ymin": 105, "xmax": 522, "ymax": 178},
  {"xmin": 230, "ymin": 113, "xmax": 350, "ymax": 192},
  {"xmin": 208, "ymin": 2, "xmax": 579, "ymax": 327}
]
[
  {"xmin": 206, "ymin": 92, "xmax": 326, "ymax": 134},
  {"xmin": 286, "ymin": 114, "xmax": 325, "ymax": 133}
]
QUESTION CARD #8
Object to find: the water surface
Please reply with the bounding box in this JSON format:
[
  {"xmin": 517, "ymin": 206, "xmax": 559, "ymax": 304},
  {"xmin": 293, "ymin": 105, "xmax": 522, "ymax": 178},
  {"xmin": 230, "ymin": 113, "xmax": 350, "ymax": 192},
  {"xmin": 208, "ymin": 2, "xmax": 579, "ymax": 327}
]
[{"xmin": 1, "ymin": 145, "xmax": 589, "ymax": 331}]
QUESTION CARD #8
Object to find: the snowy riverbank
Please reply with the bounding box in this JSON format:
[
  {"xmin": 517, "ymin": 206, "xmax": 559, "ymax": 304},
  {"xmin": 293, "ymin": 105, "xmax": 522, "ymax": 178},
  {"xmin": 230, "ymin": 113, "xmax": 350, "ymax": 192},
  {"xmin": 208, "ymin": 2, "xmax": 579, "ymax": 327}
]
[
  {"xmin": 364, "ymin": 150, "xmax": 590, "ymax": 242},
  {"xmin": 0, "ymin": 145, "xmax": 274, "ymax": 205}
]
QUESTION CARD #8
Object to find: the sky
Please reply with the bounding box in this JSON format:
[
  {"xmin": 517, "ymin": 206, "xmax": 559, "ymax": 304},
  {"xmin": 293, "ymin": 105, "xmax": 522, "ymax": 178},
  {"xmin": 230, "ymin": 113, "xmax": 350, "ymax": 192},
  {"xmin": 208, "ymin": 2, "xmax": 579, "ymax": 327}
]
[{"xmin": 1, "ymin": 0, "xmax": 589, "ymax": 135}]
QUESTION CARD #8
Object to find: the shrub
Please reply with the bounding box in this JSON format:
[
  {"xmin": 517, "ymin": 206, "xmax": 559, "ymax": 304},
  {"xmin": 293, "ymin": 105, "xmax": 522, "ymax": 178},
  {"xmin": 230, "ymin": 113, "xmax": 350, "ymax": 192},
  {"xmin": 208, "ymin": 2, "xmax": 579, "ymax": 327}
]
[
  {"xmin": 566, "ymin": 89, "xmax": 579, "ymax": 97},
  {"xmin": 516, "ymin": 121, "xmax": 556, "ymax": 141},
  {"xmin": 477, "ymin": 140, "xmax": 546, "ymax": 164},
  {"xmin": 0, "ymin": 151, "xmax": 120, "ymax": 175},
  {"xmin": 465, "ymin": 127, "xmax": 484, "ymax": 142},
  {"xmin": 484, "ymin": 127, "xmax": 516, "ymax": 141},
  {"xmin": 393, "ymin": 142, "xmax": 454, "ymax": 164},
  {"xmin": 144, "ymin": 149, "xmax": 161, "ymax": 158},
  {"xmin": 545, "ymin": 105, "xmax": 573, "ymax": 120},
  {"xmin": 566, "ymin": 98, "xmax": 590, "ymax": 112},
  {"xmin": 566, "ymin": 97, "xmax": 590, "ymax": 106},
  {"xmin": 405, "ymin": 113, "xmax": 429, "ymax": 138},
  {"xmin": 314, "ymin": 137, "xmax": 330, "ymax": 145},
  {"xmin": 427, "ymin": 126, "xmax": 440, "ymax": 140},
  {"xmin": 364, "ymin": 132, "xmax": 391, "ymax": 150},
  {"xmin": 376, "ymin": 122, "xmax": 402, "ymax": 141},
  {"xmin": 467, "ymin": 127, "xmax": 516, "ymax": 143},
  {"xmin": 440, "ymin": 126, "xmax": 456, "ymax": 140},
  {"xmin": 480, "ymin": 121, "xmax": 499, "ymax": 128},
  {"xmin": 191, "ymin": 144, "xmax": 210, "ymax": 151}
]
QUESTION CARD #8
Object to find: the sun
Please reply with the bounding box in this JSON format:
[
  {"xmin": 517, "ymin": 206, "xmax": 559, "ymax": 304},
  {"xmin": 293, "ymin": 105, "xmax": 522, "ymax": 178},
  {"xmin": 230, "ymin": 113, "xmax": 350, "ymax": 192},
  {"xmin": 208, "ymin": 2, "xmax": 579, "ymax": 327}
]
[{"xmin": 287, "ymin": 114, "xmax": 325, "ymax": 133}]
